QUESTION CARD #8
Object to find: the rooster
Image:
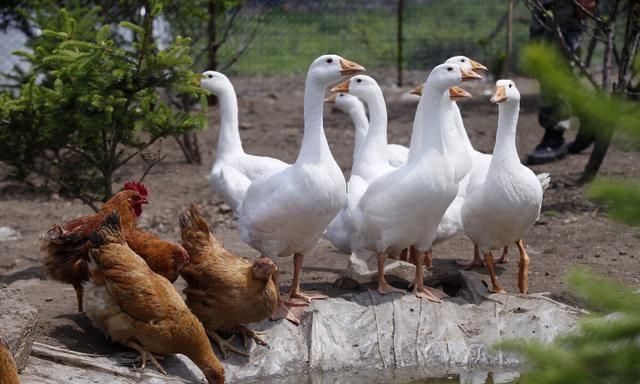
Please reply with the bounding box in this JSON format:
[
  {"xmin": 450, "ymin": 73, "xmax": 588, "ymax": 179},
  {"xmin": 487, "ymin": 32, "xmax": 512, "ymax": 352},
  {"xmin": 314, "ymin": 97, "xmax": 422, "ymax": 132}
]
[
  {"xmin": 85, "ymin": 213, "xmax": 224, "ymax": 383},
  {"xmin": 41, "ymin": 181, "xmax": 189, "ymax": 312},
  {"xmin": 179, "ymin": 204, "xmax": 278, "ymax": 358}
]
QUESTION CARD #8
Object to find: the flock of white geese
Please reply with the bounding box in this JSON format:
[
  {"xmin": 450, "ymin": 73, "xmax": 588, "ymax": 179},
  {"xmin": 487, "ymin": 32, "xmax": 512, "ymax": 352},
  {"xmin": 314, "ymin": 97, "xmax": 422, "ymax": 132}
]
[{"xmin": 199, "ymin": 54, "xmax": 549, "ymax": 325}]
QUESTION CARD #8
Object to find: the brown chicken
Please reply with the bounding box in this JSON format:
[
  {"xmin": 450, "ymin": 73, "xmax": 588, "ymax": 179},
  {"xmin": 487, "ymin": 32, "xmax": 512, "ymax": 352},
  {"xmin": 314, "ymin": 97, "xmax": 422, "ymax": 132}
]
[
  {"xmin": 0, "ymin": 336, "xmax": 20, "ymax": 384},
  {"xmin": 41, "ymin": 181, "xmax": 189, "ymax": 312},
  {"xmin": 85, "ymin": 213, "xmax": 224, "ymax": 383},
  {"xmin": 179, "ymin": 204, "xmax": 278, "ymax": 358}
]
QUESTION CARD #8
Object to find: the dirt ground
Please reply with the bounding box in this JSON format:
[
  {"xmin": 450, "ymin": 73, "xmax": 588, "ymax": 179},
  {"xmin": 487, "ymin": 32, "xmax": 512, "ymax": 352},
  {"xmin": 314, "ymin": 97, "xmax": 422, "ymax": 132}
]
[{"xmin": 1, "ymin": 70, "xmax": 640, "ymax": 358}]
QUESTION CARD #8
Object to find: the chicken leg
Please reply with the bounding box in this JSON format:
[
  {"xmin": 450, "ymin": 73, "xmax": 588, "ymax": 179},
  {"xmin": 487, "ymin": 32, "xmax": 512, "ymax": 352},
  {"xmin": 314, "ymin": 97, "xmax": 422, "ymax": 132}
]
[
  {"xmin": 206, "ymin": 330, "xmax": 249, "ymax": 359},
  {"xmin": 515, "ymin": 239, "xmax": 530, "ymax": 294},
  {"xmin": 412, "ymin": 250, "xmax": 445, "ymax": 302},
  {"xmin": 483, "ymin": 251, "xmax": 506, "ymax": 293},
  {"xmin": 125, "ymin": 341, "xmax": 167, "ymax": 375},
  {"xmin": 233, "ymin": 325, "xmax": 268, "ymax": 347},
  {"xmin": 375, "ymin": 251, "xmax": 405, "ymax": 295}
]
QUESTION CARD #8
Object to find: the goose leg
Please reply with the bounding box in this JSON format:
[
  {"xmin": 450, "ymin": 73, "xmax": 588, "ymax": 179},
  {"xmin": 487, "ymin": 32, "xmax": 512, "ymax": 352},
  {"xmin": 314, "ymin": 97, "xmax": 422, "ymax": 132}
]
[
  {"xmin": 515, "ymin": 240, "xmax": 530, "ymax": 294},
  {"xmin": 74, "ymin": 284, "xmax": 84, "ymax": 313},
  {"xmin": 270, "ymin": 267, "xmax": 304, "ymax": 325},
  {"xmin": 287, "ymin": 253, "xmax": 328, "ymax": 303},
  {"xmin": 424, "ymin": 248, "xmax": 433, "ymax": 269},
  {"xmin": 412, "ymin": 250, "xmax": 445, "ymax": 302},
  {"xmin": 457, "ymin": 244, "xmax": 485, "ymax": 269},
  {"xmin": 484, "ymin": 251, "xmax": 506, "ymax": 293},
  {"xmin": 375, "ymin": 252, "xmax": 405, "ymax": 295},
  {"xmin": 496, "ymin": 246, "xmax": 510, "ymax": 264}
]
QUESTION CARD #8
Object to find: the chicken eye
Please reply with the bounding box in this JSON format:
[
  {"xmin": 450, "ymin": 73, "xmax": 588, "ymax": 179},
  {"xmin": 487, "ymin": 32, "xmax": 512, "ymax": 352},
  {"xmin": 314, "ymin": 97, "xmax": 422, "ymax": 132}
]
[
  {"xmin": 326, "ymin": 58, "xmax": 333, "ymax": 64},
  {"xmin": 447, "ymin": 67, "xmax": 453, "ymax": 72}
]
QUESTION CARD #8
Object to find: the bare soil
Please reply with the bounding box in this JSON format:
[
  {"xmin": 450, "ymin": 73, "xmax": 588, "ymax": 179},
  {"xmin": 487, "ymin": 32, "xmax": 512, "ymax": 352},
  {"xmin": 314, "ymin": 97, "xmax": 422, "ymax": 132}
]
[{"xmin": 1, "ymin": 71, "xmax": 639, "ymax": 358}]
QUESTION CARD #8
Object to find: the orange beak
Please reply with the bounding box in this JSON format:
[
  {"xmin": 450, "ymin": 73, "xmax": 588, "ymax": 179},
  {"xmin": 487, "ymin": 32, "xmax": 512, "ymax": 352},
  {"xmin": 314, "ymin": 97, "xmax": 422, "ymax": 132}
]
[
  {"xmin": 339, "ymin": 58, "xmax": 365, "ymax": 76},
  {"xmin": 461, "ymin": 67, "xmax": 482, "ymax": 81},
  {"xmin": 449, "ymin": 86, "xmax": 472, "ymax": 100},
  {"xmin": 330, "ymin": 79, "xmax": 350, "ymax": 93},
  {"xmin": 469, "ymin": 59, "xmax": 488, "ymax": 72},
  {"xmin": 490, "ymin": 85, "xmax": 507, "ymax": 103},
  {"xmin": 324, "ymin": 94, "xmax": 337, "ymax": 104},
  {"xmin": 410, "ymin": 84, "xmax": 424, "ymax": 96}
]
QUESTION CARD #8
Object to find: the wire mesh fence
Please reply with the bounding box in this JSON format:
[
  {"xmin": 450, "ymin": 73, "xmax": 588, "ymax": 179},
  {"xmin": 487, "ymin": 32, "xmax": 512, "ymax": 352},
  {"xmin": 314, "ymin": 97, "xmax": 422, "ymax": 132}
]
[{"xmin": 0, "ymin": 0, "xmax": 533, "ymax": 86}]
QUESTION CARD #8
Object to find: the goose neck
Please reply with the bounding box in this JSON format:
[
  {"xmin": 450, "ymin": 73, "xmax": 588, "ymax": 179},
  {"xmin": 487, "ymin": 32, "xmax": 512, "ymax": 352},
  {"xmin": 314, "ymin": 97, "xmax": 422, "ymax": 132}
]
[
  {"xmin": 352, "ymin": 89, "xmax": 390, "ymax": 175},
  {"xmin": 297, "ymin": 76, "xmax": 332, "ymax": 164},
  {"xmin": 215, "ymin": 88, "xmax": 243, "ymax": 159},
  {"xmin": 491, "ymin": 101, "xmax": 521, "ymax": 165},
  {"xmin": 349, "ymin": 104, "xmax": 369, "ymax": 161},
  {"xmin": 411, "ymin": 86, "xmax": 448, "ymax": 162}
]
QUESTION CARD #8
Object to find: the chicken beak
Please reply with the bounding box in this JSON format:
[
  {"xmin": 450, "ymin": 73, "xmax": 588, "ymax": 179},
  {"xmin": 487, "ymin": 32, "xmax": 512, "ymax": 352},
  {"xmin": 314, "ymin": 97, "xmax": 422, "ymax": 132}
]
[
  {"xmin": 410, "ymin": 84, "xmax": 424, "ymax": 96},
  {"xmin": 330, "ymin": 79, "xmax": 350, "ymax": 93},
  {"xmin": 339, "ymin": 58, "xmax": 365, "ymax": 76},
  {"xmin": 449, "ymin": 86, "xmax": 472, "ymax": 100},
  {"xmin": 324, "ymin": 93, "xmax": 337, "ymax": 104},
  {"xmin": 192, "ymin": 73, "xmax": 203, "ymax": 86},
  {"xmin": 490, "ymin": 85, "xmax": 507, "ymax": 103},
  {"xmin": 461, "ymin": 67, "xmax": 482, "ymax": 81},
  {"xmin": 469, "ymin": 59, "xmax": 488, "ymax": 72}
]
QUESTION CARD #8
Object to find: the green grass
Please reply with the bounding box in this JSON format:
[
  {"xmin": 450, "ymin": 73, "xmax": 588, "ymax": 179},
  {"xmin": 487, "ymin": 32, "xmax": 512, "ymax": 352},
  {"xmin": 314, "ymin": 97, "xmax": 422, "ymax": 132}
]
[{"xmin": 211, "ymin": 1, "xmax": 532, "ymax": 76}]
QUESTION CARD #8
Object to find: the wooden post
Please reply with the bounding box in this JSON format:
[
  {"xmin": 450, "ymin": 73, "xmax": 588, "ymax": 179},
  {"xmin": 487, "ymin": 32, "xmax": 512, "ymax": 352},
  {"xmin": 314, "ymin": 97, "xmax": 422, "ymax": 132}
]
[
  {"xmin": 505, "ymin": 0, "xmax": 514, "ymax": 76},
  {"xmin": 397, "ymin": 0, "xmax": 404, "ymax": 86}
]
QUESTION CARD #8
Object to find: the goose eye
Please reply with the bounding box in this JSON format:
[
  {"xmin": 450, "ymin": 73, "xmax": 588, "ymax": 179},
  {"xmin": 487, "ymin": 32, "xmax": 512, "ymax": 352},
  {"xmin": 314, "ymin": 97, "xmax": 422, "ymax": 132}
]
[
  {"xmin": 326, "ymin": 58, "xmax": 333, "ymax": 64},
  {"xmin": 509, "ymin": 84, "xmax": 512, "ymax": 88},
  {"xmin": 208, "ymin": 74, "xmax": 213, "ymax": 78},
  {"xmin": 339, "ymin": 94, "xmax": 344, "ymax": 97},
  {"xmin": 447, "ymin": 67, "xmax": 453, "ymax": 72},
  {"xmin": 461, "ymin": 59, "xmax": 466, "ymax": 62},
  {"xmin": 356, "ymin": 78, "xmax": 362, "ymax": 83}
]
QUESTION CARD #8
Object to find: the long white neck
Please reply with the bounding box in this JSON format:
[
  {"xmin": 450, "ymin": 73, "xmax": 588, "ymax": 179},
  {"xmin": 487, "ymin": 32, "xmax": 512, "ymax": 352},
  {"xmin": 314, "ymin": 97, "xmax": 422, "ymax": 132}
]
[
  {"xmin": 214, "ymin": 86, "xmax": 243, "ymax": 159},
  {"xmin": 490, "ymin": 100, "xmax": 521, "ymax": 170},
  {"xmin": 352, "ymin": 87, "xmax": 390, "ymax": 177},
  {"xmin": 297, "ymin": 76, "xmax": 332, "ymax": 164},
  {"xmin": 349, "ymin": 103, "xmax": 369, "ymax": 162},
  {"xmin": 443, "ymin": 96, "xmax": 472, "ymax": 181},
  {"xmin": 452, "ymin": 102, "xmax": 475, "ymax": 155},
  {"xmin": 408, "ymin": 85, "xmax": 448, "ymax": 163}
]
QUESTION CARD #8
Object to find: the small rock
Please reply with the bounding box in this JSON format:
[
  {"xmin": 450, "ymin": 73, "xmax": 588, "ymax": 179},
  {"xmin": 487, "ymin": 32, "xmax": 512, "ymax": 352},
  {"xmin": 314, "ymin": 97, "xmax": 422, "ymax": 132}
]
[
  {"xmin": 218, "ymin": 203, "xmax": 233, "ymax": 214},
  {"xmin": 0, "ymin": 226, "xmax": 20, "ymax": 242},
  {"xmin": 239, "ymin": 122, "xmax": 253, "ymax": 130},
  {"xmin": 333, "ymin": 276, "xmax": 359, "ymax": 290},
  {"xmin": 0, "ymin": 288, "xmax": 39, "ymax": 370}
]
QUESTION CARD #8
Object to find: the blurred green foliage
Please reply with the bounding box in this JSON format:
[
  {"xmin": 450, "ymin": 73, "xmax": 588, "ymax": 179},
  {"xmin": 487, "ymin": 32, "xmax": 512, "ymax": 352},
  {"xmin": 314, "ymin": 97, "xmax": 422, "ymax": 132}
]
[{"xmin": 0, "ymin": 3, "xmax": 206, "ymax": 205}]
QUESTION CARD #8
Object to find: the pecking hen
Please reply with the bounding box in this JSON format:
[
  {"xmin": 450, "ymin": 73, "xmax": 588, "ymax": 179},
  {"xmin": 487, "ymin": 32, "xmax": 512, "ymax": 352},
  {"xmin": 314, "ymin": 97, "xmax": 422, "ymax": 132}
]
[
  {"xmin": 85, "ymin": 213, "xmax": 224, "ymax": 383},
  {"xmin": 179, "ymin": 203, "xmax": 278, "ymax": 357}
]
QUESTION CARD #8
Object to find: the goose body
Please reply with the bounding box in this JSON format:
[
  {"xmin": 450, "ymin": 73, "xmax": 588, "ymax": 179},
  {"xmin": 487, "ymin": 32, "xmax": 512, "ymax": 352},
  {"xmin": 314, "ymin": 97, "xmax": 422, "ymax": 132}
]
[
  {"xmin": 237, "ymin": 55, "xmax": 365, "ymax": 324},
  {"xmin": 461, "ymin": 80, "xmax": 545, "ymax": 293},
  {"xmin": 350, "ymin": 63, "xmax": 480, "ymax": 299},
  {"xmin": 201, "ymin": 71, "xmax": 288, "ymax": 212},
  {"xmin": 324, "ymin": 75, "xmax": 394, "ymax": 254}
]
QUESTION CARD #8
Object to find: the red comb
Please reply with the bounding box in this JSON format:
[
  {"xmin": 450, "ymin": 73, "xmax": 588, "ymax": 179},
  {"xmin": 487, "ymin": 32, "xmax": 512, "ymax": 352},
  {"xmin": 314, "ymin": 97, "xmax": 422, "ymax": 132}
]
[{"xmin": 123, "ymin": 181, "xmax": 148, "ymax": 197}]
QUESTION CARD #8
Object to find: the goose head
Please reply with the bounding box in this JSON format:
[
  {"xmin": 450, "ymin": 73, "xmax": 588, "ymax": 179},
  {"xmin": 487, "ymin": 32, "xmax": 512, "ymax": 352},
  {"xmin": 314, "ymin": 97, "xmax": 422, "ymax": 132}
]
[
  {"xmin": 445, "ymin": 55, "xmax": 488, "ymax": 73},
  {"xmin": 308, "ymin": 54, "xmax": 365, "ymax": 85},
  {"xmin": 199, "ymin": 70, "xmax": 233, "ymax": 95},
  {"xmin": 330, "ymin": 74, "xmax": 381, "ymax": 103},
  {"xmin": 425, "ymin": 62, "xmax": 481, "ymax": 93},
  {"xmin": 490, "ymin": 79, "xmax": 520, "ymax": 104},
  {"xmin": 324, "ymin": 92, "xmax": 362, "ymax": 114},
  {"xmin": 409, "ymin": 83, "xmax": 471, "ymax": 101}
]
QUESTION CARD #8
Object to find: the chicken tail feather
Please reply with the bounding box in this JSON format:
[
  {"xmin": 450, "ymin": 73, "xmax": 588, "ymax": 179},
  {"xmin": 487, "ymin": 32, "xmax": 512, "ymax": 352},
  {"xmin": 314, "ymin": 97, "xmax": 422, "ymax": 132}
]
[
  {"xmin": 41, "ymin": 224, "xmax": 89, "ymax": 285},
  {"xmin": 179, "ymin": 203, "xmax": 210, "ymax": 234}
]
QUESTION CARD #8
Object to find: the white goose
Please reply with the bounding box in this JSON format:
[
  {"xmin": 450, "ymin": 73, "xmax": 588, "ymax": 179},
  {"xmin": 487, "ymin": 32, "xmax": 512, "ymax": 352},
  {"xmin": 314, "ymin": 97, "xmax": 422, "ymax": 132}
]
[
  {"xmin": 461, "ymin": 80, "xmax": 545, "ymax": 294},
  {"xmin": 324, "ymin": 75, "xmax": 395, "ymax": 254},
  {"xmin": 325, "ymin": 92, "xmax": 408, "ymax": 168},
  {"xmin": 237, "ymin": 55, "xmax": 364, "ymax": 324},
  {"xmin": 200, "ymin": 71, "xmax": 288, "ymax": 212},
  {"xmin": 351, "ymin": 63, "xmax": 480, "ymax": 300}
]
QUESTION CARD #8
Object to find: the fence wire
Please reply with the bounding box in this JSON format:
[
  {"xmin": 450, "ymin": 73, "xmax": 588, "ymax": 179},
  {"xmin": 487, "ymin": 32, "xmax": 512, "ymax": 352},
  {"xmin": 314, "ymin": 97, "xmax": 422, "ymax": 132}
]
[{"xmin": 0, "ymin": 0, "xmax": 532, "ymax": 86}]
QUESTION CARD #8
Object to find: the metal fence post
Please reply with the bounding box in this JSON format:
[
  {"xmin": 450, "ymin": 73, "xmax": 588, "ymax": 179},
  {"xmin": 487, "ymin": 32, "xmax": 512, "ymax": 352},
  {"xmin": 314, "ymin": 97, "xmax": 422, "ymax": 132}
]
[{"xmin": 397, "ymin": 0, "xmax": 404, "ymax": 86}]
